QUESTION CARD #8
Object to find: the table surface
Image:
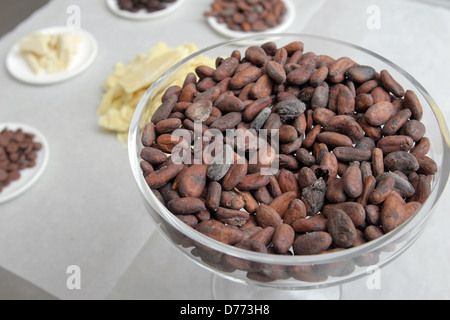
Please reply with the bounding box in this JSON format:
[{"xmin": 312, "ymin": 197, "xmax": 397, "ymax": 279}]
[{"xmin": 1, "ymin": 0, "xmax": 450, "ymax": 300}]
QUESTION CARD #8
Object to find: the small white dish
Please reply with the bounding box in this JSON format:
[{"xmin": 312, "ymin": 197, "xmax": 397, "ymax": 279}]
[
  {"xmin": 0, "ymin": 123, "xmax": 50, "ymax": 204},
  {"xmin": 106, "ymin": 0, "xmax": 186, "ymax": 20},
  {"xmin": 207, "ymin": 0, "xmax": 296, "ymax": 41},
  {"xmin": 6, "ymin": 26, "xmax": 98, "ymax": 86}
]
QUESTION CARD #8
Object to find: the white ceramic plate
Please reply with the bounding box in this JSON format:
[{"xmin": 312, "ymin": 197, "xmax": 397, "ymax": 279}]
[
  {"xmin": 106, "ymin": 0, "xmax": 186, "ymax": 20},
  {"xmin": 0, "ymin": 123, "xmax": 50, "ymax": 204},
  {"xmin": 207, "ymin": 0, "xmax": 296, "ymax": 40},
  {"xmin": 6, "ymin": 26, "xmax": 98, "ymax": 86}
]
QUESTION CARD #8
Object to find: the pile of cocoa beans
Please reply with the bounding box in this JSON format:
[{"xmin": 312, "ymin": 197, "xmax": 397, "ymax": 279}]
[
  {"xmin": 0, "ymin": 127, "xmax": 42, "ymax": 193},
  {"xmin": 205, "ymin": 0, "xmax": 287, "ymax": 32},
  {"xmin": 118, "ymin": 0, "xmax": 177, "ymax": 13},
  {"xmin": 139, "ymin": 40, "xmax": 436, "ymax": 260}
]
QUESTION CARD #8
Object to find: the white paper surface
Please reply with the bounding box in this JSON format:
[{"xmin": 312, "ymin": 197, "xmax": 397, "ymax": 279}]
[{"xmin": 1, "ymin": 0, "xmax": 450, "ymax": 300}]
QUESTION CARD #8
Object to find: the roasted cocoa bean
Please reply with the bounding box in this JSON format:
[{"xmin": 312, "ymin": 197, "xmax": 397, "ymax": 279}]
[
  {"xmin": 283, "ymin": 199, "xmax": 307, "ymax": 226},
  {"xmin": 293, "ymin": 232, "xmax": 332, "ymax": 255},
  {"xmin": 356, "ymin": 175, "xmax": 376, "ymax": 207},
  {"xmin": 151, "ymin": 95, "xmax": 178, "ymax": 124},
  {"xmin": 355, "ymin": 93, "xmax": 374, "ymax": 113},
  {"xmin": 411, "ymin": 137, "xmax": 430, "ymax": 157},
  {"xmin": 380, "ymin": 191, "xmax": 407, "ymax": 233},
  {"xmin": 256, "ymin": 204, "xmax": 283, "ymax": 229},
  {"xmin": 266, "ymin": 60, "xmax": 287, "ymax": 84},
  {"xmin": 230, "ymin": 66, "xmax": 263, "ymax": 89},
  {"xmin": 327, "ymin": 209, "xmax": 357, "ymax": 248},
  {"xmin": 380, "ymin": 70, "xmax": 405, "ymax": 98},
  {"xmin": 326, "ymin": 178, "xmax": 348, "ymax": 204},
  {"xmin": 355, "ymin": 137, "xmax": 376, "ymax": 152},
  {"xmin": 342, "ymin": 161, "xmax": 363, "ymax": 199},
  {"xmin": 206, "ymin": 181, "xmax": 222, "ymax": 212},
  {"xmin": 213, "ymin": 57, "xmax": 239, "ymax": 82},
  {"xmin": 142, "ymin": 122, "xmax": 156, "ymax": 147},
  {"xmin": 415, "ymin": 155, "xmax": 438, "ymax": 175},
  {"xmin": 382, "ymin": 108, "xmax": 412, "ymax": 136},
  {"xmin": 377, "ymin": 135, "xmax": 414, "ymax": 154},
  {"xmin": 337, "ymin": 85, "xmax": 355, "ymax": 115},
  {"xmin": 404, "ymin": 90, "xmax": 423, "ymax": 121},
  {"xmin": 269, "ymin": 191, "xmax": 298, "ymax": 217},
  {"xmin": 253, "ymin": 186, "xmax": 273, "ymax": 205},
  {"xmin": 178, "ymin": 164, "xmax": 208, "ymax": 198},
  {"xmin": 376, "ymin": 172, "xmax": 415, "ymax": 198},
  {"xmin": 210, "ymin": 112, "xmax": 242, "ymax": 131},
  {"xmin": 333, "ymin": 147, "xmax": 372, "ymax": 163},
  {"xmin": 364, "ymin": 101, "xmax": 396, "ymax": 126},
  {"xmin": 317, "ymin": 132, "xmax": 353, "ymax": 148},
  {"xmin": 328, "ymin": 57, "xmax": 357, "ymax": 84},
  {"xmin": 145, "ymin": 162, "xmax": 184, "ymax": 189},
  {"xmin": 302, "ymin": 177, "xmax": 327, "ymax": 216},
  {"xmin": 345, "ymin": 65, "xmax": 376, "ymax": 83},
  {"xmin": 140, "ymin": 147, "xmax": 168, "ymax": 165},
  {"xmin": 215, "ymin": 207, "xmax": 249, "ymax": 227},
  {"xmin": 168, "ymin": 197, "xmax": 206, "ymax": 215},
  {"xmin": 196, "ymin": 220, "xmax": 244, "ymax": 245},
  {"xmin": 236, "ymin": 172, "xmax": 271, "ymax": 191},
  {"xmin": 292, "ymin": 214, "xmax": 327, "ymax": 233},
  {"xmin": 322, "ymin": 202, "xmax": 366, "ymax": 228},
  {"xmin": 384, "ymin": 151, "xmax": 420, "ymax": 174},
  {"xmin": 400, "ymin": 120, "xmax": 426, "ymax": 142}
]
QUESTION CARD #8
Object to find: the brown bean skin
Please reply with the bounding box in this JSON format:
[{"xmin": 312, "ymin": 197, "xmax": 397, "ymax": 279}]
[
  {"xmin": 381, "ymin": 191, "xmax": 407, "ymax": 233},
  {"xmin": 327, "ymin": 209, "xmax": 357, "ymax": 248},
  {"xmin": 317, "ymin": 132, "xmax": 353, "ymax": 148},
  {"xmin": 370, "ymin": 175, "xmax": 396, "ymax": 204},
  {"xmin": 293, "ymin": 232, "xmax": 332, "ymax": 255},
  {"xmin": 283, "ymin": 199, "xmax": 307, "ymax": 226},
  {"xmin": 178, "ymin": 164, "xmax": 208, "ymax": 198},
  {"xmin": 292, "ymin": 215, "xmax": 328, "ymax": 233},
  {"xmin": 206, "ymin": 181, "xmax": 222, "ymax": 212},
  {"xmin": 377, "ymin": 135, "xmax": 415, "ymax": 154},
  {"xmin": 404, "ymin": 90, "xmax": 423, "ymax": 121},
  {"xmin": 272, "ymin": 224, "xmax": 295, "ymax": 254},
  {"xmin": 365, "ymin": 101, "xmax": 396, "ymax": 126},
  {"xmin": 380, "ymin": 70, "xmax": 405, "ymax": 98},
  {"xmin": 213, "ymin": 57, "xmax": 239, "ymax": 82},
  {"xmin": 337, "ymin": 85, "xmax": 355, "ymax": 115},
  {"xmin": 342, "ymin": 162, "xmax": 363, "ymax": 199},
  {"xmin": 256, "ymin": 204, "xmax": 283, "ymax": 229},
  {"xmin": 382, "ymin": 108, "xmax": 412, "ymax": 136}
]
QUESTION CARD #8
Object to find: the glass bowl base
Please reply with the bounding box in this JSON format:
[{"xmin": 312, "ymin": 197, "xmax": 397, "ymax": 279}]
[{"xmin": 211, "ymin": 275, "xmax": 342, "ymax": 300}]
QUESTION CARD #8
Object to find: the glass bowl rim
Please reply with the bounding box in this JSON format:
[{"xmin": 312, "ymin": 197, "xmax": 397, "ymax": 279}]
[{"xmin": 128, "ymin": 33, "xmax": 450, "ymax": 266}]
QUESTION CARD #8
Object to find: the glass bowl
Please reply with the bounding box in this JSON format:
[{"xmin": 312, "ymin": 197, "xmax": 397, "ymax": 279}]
[{"xmin": 128, "ymin": 34, "xmax": 450, "ymax": 298}]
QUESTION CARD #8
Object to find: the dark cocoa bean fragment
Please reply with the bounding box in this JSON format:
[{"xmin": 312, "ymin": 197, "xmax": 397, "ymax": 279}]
[
  {"xmin": 275, "ymin": 99, "xmax": 306, "ymax": 122},
  {"xmin": 302, "ymin": 177, "xmax": 327, "ymax": 216}
]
